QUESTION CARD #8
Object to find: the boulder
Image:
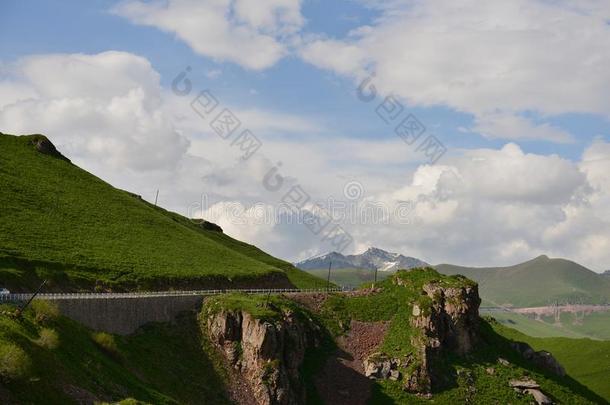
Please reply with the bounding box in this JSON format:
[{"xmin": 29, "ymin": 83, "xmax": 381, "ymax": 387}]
[
  {"xmin": 509, "ymin": 379, "xmax": 553, "ymax": 405},
  {"xmin": 28, "ymin": 136, "xmax": 70, "ymax": 162},
  {"xmin": 509, "ymin": 379, "xmax": 540, "ymax": 389},
  {"xmin": 363, "ymin": 353, "xmax": 400, "ymax": 380},
  {"xmin": 525, "ymin": 388, "xmax": 554, "ymax": 405},
  {"xmin": 497, "ymin": 357, "xmax": 510, "ymax": 366}
]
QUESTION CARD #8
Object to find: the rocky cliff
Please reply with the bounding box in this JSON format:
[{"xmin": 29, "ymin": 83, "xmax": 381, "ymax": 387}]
[
  {"xmin": 202, "ymin": 296, "xmax": 322, "ymax": 405},
  {"xmin": 200, "ymin": 270, "xmax": 578, "ymax": 404},
  {"xmin": 383, "ymin": 274, "xmax": 481, "ymax": 394}
]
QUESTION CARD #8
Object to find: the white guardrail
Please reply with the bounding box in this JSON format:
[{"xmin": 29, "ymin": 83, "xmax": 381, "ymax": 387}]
[{"xmin": 0, "ymin": 288, "xmax": 344, "ymax": 302}]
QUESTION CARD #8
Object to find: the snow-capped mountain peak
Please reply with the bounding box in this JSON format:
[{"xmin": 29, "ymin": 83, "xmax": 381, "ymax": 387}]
[{"xmin": 295, "ymin": 247, "xmax": 429, "ymax": 272}]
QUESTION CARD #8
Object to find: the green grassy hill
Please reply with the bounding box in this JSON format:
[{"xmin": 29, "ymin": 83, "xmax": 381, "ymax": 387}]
[
  {"xmin": 436, "ymin": 255, "xmax": 610, "ymax": 307},
  {"xmin": 487, "ymin": 310, "xmax": 610, "ymax": 340},
  {"xmin": 484, "ymin": 311, "xmax": 593, "ymax": 339},
  {"xmin": 0, "ymin": 133, "xmax": 325, "ymax": 291},
  {"xmin": 0, "ymin": 302, "xmax": 231, "ymax": 404},
  {"xmin": 493, "ymin": 319, "xmax": 610, "ymax": 401}
]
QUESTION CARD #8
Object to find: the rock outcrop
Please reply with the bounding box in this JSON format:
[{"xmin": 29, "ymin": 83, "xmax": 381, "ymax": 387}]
[
  {"xmin": 205, "ymin": 305, "xmax": 321, "ymax": 405},
  {"xmin": 28, "ymin": 135, "xmax": 71, "ymax": 162},
  {"xmin": 201, "ymin": 220, "xmax": 223, "ymax": 233},
  {"xmin": 363, "ymin": 352, "xmax": 403, "ymax": 380},
  {"xmin": 401, "ymin": 278, "xmax": 481, "ymax": 393},
  {"xmin": 510, "ymin": 379, "xmax": 554, "ymax": 404},
  {"xmin": 413, "ymin": 281, "xmax": 481, "ymax": 355},
  {"xmin": 511, "ymin": 341, "xmax": 566, "ymax": 377}
]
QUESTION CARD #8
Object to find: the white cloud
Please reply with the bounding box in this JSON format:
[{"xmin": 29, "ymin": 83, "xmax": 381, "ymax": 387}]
[
  {"xmin": 113, "ymin": 0, "xmax": 304, "ymax": 70},
  {"xmin": 471, "ymin": 112, "xmax": 574, "ymax": 144},
  {"xmin": 183, "ymin": 137, "xmax": 610, "ymax": 272},
  {"xmin": 299, "ymin": 0, "xmax": 610, "ymax": 143},
  {"xmin": 458, "ymin": 144, "xmax": 586, "ymax": 204},
  {"xmin": 364, "ymin": 141, "xmax": 610, "ymax": 271},
  {"xmin": 3, "ymin": 50, "xmax": 610, "ymax": 272},
  {"xmin": 0, "ymin": 51, "xmax": 189, "ymax": 171}
]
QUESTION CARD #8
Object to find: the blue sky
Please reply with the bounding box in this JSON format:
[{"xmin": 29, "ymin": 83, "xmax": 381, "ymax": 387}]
[
  {"xmin": 2, "ymin": 0, "xmax": 606, "ymax": 160},
  {"xmin": 2, "ymin": 0, "xmax": 610, "ymax": 270}
]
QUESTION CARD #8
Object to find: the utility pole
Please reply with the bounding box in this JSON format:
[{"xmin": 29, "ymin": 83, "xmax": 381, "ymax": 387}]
[
  {"xmin": 373, "ymin": 266, "xmax": 378, "ymax": 289},
  {"xmin": 16, "ymin": 280, "xmax": 47, "ymax": 318},
  {"xmin": 265, "ymin": 290, "xmax": 272, "ymax": 308},
  {"xmin": 154, "ymin": 189, "xmax": 159, "ymax": 206},
  {"xmin": 326, "ymin": 260, "xmax": 332, "ymax": 292}
]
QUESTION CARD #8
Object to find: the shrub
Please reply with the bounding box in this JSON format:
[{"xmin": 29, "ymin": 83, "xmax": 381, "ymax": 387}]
[
  {"xmin": 0, "ymin": 342, "xmax": 31, "ymax": 379},
  {"xmin": 31, "ymin": 300, "xmax": 60, "ymax": 324},
  {"xmin": 91, "ymin": 332, "xmax": 119, "ymax": 357},
  {"xmin": 36, "ymin": 328, "xmax": 60, "ymax": 349}
]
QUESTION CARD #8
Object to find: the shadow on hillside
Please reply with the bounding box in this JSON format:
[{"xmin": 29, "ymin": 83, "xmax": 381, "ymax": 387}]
[
  {"xmin": 430, "ymin": 319, "xmax": 607, "ymax": 404},
  {"xmin": 123, "ymin": 311, "xmax": 233, "ymax": 405},
  {"xmin": 313, "ymin": 347, "xmax": 374, "ymax": 405}
]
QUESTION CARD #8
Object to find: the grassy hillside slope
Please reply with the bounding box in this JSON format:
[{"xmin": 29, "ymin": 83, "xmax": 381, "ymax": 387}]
[
  {"xmin": 485, "ymin": 311, "xmax": 593, "ymax": 339},
  {"xmin": 0, "ymin": 133, "xmax": 325, "ymax": 291},
  {"xmin": 493, "ymin": 320, "xmax": 610, "ymax": 401},
  {"xmin": 0, "ymin": 302, "xmax": 231, "ymax": 404},
  {"xmin": 487, "ymin": 310, "xmax": 610, "ymax": 340},
  {"xmin": 437, "ymin": 255, "xmax": 610, "ymax": 307}
]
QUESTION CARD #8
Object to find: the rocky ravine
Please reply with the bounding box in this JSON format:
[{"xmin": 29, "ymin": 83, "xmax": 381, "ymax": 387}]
[
  {"xmin": 204, "ymin": 303, "xmax": 322, "ymax": 405},
  {"xmin": 202, "ymin": 271, "xmax": 568, "ymax": 405}
]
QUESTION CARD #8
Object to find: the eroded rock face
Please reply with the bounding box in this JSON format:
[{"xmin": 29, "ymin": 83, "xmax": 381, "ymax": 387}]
[
  {"xmin": 404, "ymin": 281, "xmax": 481, "ymax": 393},
  {"xmin": 416, "ymin": 282, "xmax": 481, "ymax": 355},
  {"xmin": 206, "ymin": 308, "xmax": 321, "ymax": 405}
]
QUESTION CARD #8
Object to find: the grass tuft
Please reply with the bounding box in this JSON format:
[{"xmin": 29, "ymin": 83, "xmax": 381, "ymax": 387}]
[
  {"xmin": 31, "ymin": 300, "xmax": 60, "ymax": 324},
  {"xmin": 36, "ymin": 327, "xmax": 60, "ymax": 350},
  {"xmin": 0, "ymin": 342, "xmax": 31, "ymax": 380},
  {"xmin": 91, "ymin": 331, "xmax": 119, "ymax": 357}
]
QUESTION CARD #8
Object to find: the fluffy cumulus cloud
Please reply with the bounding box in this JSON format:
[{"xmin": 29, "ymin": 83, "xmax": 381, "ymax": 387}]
[
  {"xmin": 358, "ymin": 141, "xmax": 610, "ymax": 271},
  {"xmin": 0, "ymin": 50, "xmax": 331, "ymax": 217},
  {"xmin": 299, "ymin": 0, "xmax": 610, "ymax": 143},
  {"xmin": 0, "ymin": 51, "xmax": 189, "ymax": 172},
  {"xmin": 113, "ymin": 0, "xmax": 304, "ymax": 70},
  {"xmin": 182, "ymin": 133, "xmax": 610, "ymax": 271},
  {"xmin": 2, "ymin": 48, "xmax": 610, "ymax": 270}
]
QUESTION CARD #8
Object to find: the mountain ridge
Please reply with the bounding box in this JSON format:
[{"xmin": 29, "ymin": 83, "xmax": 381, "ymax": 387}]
[
  {"xmin": 296, "ymin": 247, "xmax": 429, "ymax": 272},
  {"xmin": 436, "ymin": 255, "xmax": 610, "ymax": 307}
]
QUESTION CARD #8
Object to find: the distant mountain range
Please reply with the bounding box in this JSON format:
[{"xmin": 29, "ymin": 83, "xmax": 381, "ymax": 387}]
[
  {"xmin": 297, "ymin": 247, "xmax": 610, "ymax": 307},
  {"xmin": 296, "ymin": 247, "xmax": 429, "ymax": 272},
  {"xmin": 436, "ymin": 255, "xmax": 610, "ymax": 307}
]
